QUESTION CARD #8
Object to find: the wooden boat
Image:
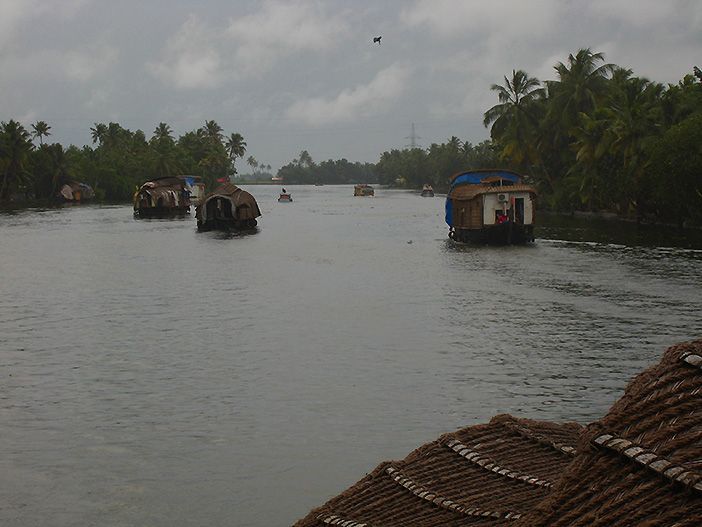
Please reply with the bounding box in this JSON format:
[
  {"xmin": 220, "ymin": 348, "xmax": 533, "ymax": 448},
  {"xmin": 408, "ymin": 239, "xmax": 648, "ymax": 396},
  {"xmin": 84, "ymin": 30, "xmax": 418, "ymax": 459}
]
[
  {"xmin": 196, "ymin": 182, "xmax": 261, "ymax": 231},
  {"xmin": 445, "ymin": 169, "xmax": 536, "ymax": 244},
  {"xmin": 133, "ymin": 176, "xmax": 190, "ymax": 218},
  {"xmin": 57, "ymin": 181, "xmax": 95, "ymax": 203},
  {"xmin": 421, "ymin": 184, "xmax": 434, "ymax": 197},
  {"xmin": 278, "ymin": 193, "xmax": 293, "ymax": 202},
  {"xmin": 354, "ymin": 184, "xmax": 374, "ymax": 196}
]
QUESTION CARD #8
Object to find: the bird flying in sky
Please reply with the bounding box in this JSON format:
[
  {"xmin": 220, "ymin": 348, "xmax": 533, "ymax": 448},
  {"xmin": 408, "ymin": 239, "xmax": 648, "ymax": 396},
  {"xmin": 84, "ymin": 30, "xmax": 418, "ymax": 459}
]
[{"xmin": 373, "ymin": 36, "xmax": 382, "ymax": 45}]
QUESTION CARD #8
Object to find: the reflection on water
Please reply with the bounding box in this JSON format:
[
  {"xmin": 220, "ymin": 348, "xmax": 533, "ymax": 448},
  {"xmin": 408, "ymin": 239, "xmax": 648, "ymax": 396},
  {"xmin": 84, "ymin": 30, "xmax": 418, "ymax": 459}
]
[{"xmin": 1, "ymin": 187, "xmax": 701, "ymax": 526}]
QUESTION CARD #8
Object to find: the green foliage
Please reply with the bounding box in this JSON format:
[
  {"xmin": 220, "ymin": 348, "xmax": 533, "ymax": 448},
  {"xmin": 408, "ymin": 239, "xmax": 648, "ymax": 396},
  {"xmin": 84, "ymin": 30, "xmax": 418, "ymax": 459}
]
[
  {"xmin": 0, "ymin": 120, "xmax": 247, "ymax": 203},
  {"xmin": 0, "ymin": 120, "xmax": 34, "ymax": 200},
  {"xmin": 484, "ymin": 49, "xmax": 702, "ymax": 223},
  {"xmin": 376, "ymin": 139, "xmax": 498, "ymax": 190},
  {"xmin": 277, "ymin": 150, "xmax": 376, "ymax": 185},
  {"xmin": 645, "ymin": 113, "xmax": 702, "ymax": 226}
]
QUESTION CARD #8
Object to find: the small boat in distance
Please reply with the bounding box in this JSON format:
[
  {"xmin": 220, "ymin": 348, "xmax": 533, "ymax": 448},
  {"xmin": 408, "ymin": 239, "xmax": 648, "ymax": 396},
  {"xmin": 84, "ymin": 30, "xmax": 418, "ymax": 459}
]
[
  {"xmin": 134, "ymin": 176, "xmax": 190, "ymax": 218},
  {"xmin": 421, "ymin": 184, "xmax": 434, "ymax": 197},
  {"xmin": 354, "ymin": 184, "xmax": 374, "ymax": 196},
  {"xmin": 445, "ymin": 169, "xmax": 536, "ymax": 244},
  {"xmin": 278, "ymin": 188, "xmax": 292, "ymax": 202},
  {"xmin": 57, "ymin": 181, "xmax": 95, "ymax": 203},
  {"xmin": 196, "ymin": 182, "xmax": 261, "ymax": 231}
]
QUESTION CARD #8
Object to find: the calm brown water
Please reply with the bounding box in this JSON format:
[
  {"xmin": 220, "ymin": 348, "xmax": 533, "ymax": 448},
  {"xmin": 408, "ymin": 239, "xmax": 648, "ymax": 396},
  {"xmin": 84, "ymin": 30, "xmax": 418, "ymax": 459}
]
[{"xmin": 1, "ymin": 185, "xmax": 701, "ymax": 526}]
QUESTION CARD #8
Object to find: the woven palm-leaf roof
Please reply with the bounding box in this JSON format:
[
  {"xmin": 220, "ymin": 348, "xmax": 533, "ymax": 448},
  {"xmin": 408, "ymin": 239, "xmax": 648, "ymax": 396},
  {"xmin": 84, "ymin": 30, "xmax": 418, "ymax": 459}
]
[
  {"xmin": 294, "ymin": 340, "xmax": 702, "ymax": 527},
  {"xmin": 514, "ymin": 339, "xmax": 702, "ymax": 527},
  {"xmin": 294, "ymin": 416, "xmax": 582, "ymax": 527}
]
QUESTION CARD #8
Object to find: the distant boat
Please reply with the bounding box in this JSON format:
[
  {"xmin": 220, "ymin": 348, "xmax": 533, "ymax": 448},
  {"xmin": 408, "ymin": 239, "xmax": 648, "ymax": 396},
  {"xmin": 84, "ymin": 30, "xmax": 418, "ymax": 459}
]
[
  {"xmin": 421, "ymin": 184, "xmax": 434, "ymax": 197},
  {"xmin": 278, "ymin": 192, "xmax": 293, "ymax": 202},
  {"xmin": 180, "ymin": 175, "xmax": 205, "ymax": 206},
  {"xmin": 445, "ymin": 169, "xmax": 536, "ymax": 244},
  {"xmin": 354, "ymin": 184, "xmax": 374, "ymax": 196},
  {"xmin": 57, "ymin": 181, "xmax": 95, "ymax": 203},
  {"xmin": 196, "ymin": 182, "xmax": 261, "ymax": 231},
  {"xmin": 133, "ymin": 176, "xmax": 190, "ymax": 218}
]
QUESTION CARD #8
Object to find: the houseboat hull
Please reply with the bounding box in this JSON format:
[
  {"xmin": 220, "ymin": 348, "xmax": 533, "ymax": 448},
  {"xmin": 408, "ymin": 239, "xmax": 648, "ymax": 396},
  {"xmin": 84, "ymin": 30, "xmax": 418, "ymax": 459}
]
[
  {"xmin": 354, "ymin": 186, "xmax": 374, "ymax": 196},
  {"xmin": 449, "ymin": 223, "xmax": 534, "ymax": 245},
  {"xmin": 197, "ymin": 218, "xmax": 258, "ymax": 231},
  {"xmin": 134, "ymin": 206, "xmax": 190, "ymax": 218},
  {"xmin": 278, "ymin": 194, "xmax": 293, "ymax": 202}
]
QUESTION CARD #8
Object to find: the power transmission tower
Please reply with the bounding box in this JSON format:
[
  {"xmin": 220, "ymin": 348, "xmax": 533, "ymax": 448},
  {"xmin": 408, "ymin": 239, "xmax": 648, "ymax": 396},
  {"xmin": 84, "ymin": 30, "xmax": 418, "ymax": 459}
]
[{"xmin": 405, "ymin": 122, "xmax": 421, "ymax": 149}]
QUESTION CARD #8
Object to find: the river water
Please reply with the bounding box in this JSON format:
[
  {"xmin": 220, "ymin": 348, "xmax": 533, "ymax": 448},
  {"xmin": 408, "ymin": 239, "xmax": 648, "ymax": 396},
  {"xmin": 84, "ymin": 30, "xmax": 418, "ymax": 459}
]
[{"xmin": 1, "ymin": 185, "xmax": 701, "ymax": 526}]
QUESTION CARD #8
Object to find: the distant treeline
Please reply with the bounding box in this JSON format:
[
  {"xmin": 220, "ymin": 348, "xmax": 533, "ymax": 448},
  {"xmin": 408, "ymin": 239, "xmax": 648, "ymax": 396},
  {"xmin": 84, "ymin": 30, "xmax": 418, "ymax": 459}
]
[
  {"xmin": 276, "ymin": 150, "xmax": 377, "ymax": 185},
  {"xmin": 0, "ymin": 120, "xmax": 247, "ymax": 202},
  {"xmin": 2, "ymin": 48, "xmax": 701, "ymax": 225}
]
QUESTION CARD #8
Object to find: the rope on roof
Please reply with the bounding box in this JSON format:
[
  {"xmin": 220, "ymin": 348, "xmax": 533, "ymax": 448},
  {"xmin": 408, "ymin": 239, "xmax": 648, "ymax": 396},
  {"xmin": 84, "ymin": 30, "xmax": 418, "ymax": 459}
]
[
  {"xmin": 681, "ymin": 351, "xmax": 702, "ymax": 369},
  {"xmin": 385, "ymin": 466, "xmax": 523, "ymax": 520},
  {"xmin": 500, "ymin": 420, "xmax": 577, "ymax": 456},
  {"xmin": 318, "ymin": 515, "xmax": 368, "ymax": 526},
  {"xmin": 593, "ymin": 433, "xmax": 702, "ymax": 493},
  {"xmin": 443, "ymin": 438, "xmax": 554, "ymax": 488}
]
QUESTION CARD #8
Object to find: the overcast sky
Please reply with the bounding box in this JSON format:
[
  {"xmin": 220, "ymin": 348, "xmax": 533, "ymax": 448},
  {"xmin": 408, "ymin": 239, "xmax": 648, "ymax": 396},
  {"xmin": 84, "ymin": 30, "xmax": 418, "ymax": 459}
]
[{"xmin": 2, "ymin": 0, "xmax": 700, "ymax": 170}]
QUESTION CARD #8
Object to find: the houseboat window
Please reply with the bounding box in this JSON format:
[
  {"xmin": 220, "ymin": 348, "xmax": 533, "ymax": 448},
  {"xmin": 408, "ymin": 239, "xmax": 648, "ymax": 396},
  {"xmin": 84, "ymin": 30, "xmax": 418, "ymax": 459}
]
[{"xmin": 514, "ymin": 198, "xmax": 525, "ymax": 224}]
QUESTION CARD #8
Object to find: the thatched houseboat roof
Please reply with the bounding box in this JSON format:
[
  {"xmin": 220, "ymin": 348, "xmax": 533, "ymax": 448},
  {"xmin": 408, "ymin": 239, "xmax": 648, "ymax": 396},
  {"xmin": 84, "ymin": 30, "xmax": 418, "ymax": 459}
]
[
  {"xmin": 449, "ymin": 183, "xmax": 537, "ymax": 201},
  {"xmin": 294, "ymin": 340, "xmax": 702, "ymax": 526},
  {"xmin": 197, "ymin": 183, "xmax": 261, "ymax": 219},
  {"xmin": 514, "ymin": 340, "xmax": 702, "ymax": 527}
]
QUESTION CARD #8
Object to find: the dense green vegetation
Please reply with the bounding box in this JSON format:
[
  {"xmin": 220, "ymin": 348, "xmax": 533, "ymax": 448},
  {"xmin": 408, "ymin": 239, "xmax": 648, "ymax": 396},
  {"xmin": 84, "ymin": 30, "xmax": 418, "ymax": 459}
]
[
  {"xmin": 276, "ymin": 150, "xmax": 376, "ymax": 185},
  {"xmin": 481, "ymin": 50, "xmax": 702, "ymax": 224},
  {"xmin": 0, "ymin": 120, "xmax": 246, "ymax": 202},
  {"xmin": 373, "ymin": 50, "xmax": 702, "ymax": 225},
  {"xmin": 2, "ymin": 48, "xmax": 700, "ymax": 225},
  {"xmin": 375, "ymin": 139, "xmax": 499, "ymax": 189}
]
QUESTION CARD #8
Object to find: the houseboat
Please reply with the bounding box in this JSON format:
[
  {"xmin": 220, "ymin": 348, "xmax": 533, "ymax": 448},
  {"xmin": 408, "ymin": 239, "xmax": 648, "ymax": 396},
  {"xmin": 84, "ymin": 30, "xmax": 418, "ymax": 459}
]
[
  {"xmin": 445, "ymin": 169, "xmax": 536, "ymax": 244},
  {"xmin": 180, "ymin": 175, "xmax": 205, "ymax": 206},
  {"xmin": 57, "ymin": 181, "xmax": 95, "ymax": 203},
  {"xmin": 133, "ymin": 176, "xmax": 190, "ymax": 218},
  {"xmin": 421, "ymin": 184, "xmax": 434, "ymax": 197},
  {"xmin": 354, "ymin": 184, "xmax": 374, "ymax": 196},
  {"xmin": 196, "ymin": 182, "xmax": 261, "ymax": 231}
]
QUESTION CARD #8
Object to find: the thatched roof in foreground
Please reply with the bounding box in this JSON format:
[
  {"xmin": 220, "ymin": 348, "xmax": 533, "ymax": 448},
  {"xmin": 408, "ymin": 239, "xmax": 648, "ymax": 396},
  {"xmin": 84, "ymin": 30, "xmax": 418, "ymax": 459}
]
[{"xmin": 294, "ymin": 340, "xmax": 702, "ymax": 527}]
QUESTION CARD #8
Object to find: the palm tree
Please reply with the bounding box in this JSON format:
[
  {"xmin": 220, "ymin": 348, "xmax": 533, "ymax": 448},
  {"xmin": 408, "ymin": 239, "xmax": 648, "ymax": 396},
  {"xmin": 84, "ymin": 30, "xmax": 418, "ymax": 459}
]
[
  {"xmin": 446, "ymin": 136, "xmax": 462, "ymax": 153},
  {"xmin": 152, "ymin": 122, "xmax": 173, "ymax": 143},
  {"xmin": 0, "ymin": 120, "xmax": 34, "ymax": 200},
  {"xmin": 246, "ymin": 155, "xmax": 258, "ymax": 173},
  {"xmin": 31, "ymin": 121, "xmax": 51, "ymax": 146},
  {"xmin": 546, "ymin": 48, "xmax": 615, "ymax": 130},
  {"xmin": 225, "ymin": 132, "xmax": 247, "ymax": 171},
  {"xmin": 602, "ymin": 76, "xmax": 664, "ymax": 216},
  {"xmin": 90, "ymin": 123, "xmax": 108, "ymax": 145},
  {"xmin": 203, "ymin": 120, "xmax": 223, "ymax": 144},
  {"xmin": 483, "ymin": 69, "xmax": 544, "ymax": 168}
]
